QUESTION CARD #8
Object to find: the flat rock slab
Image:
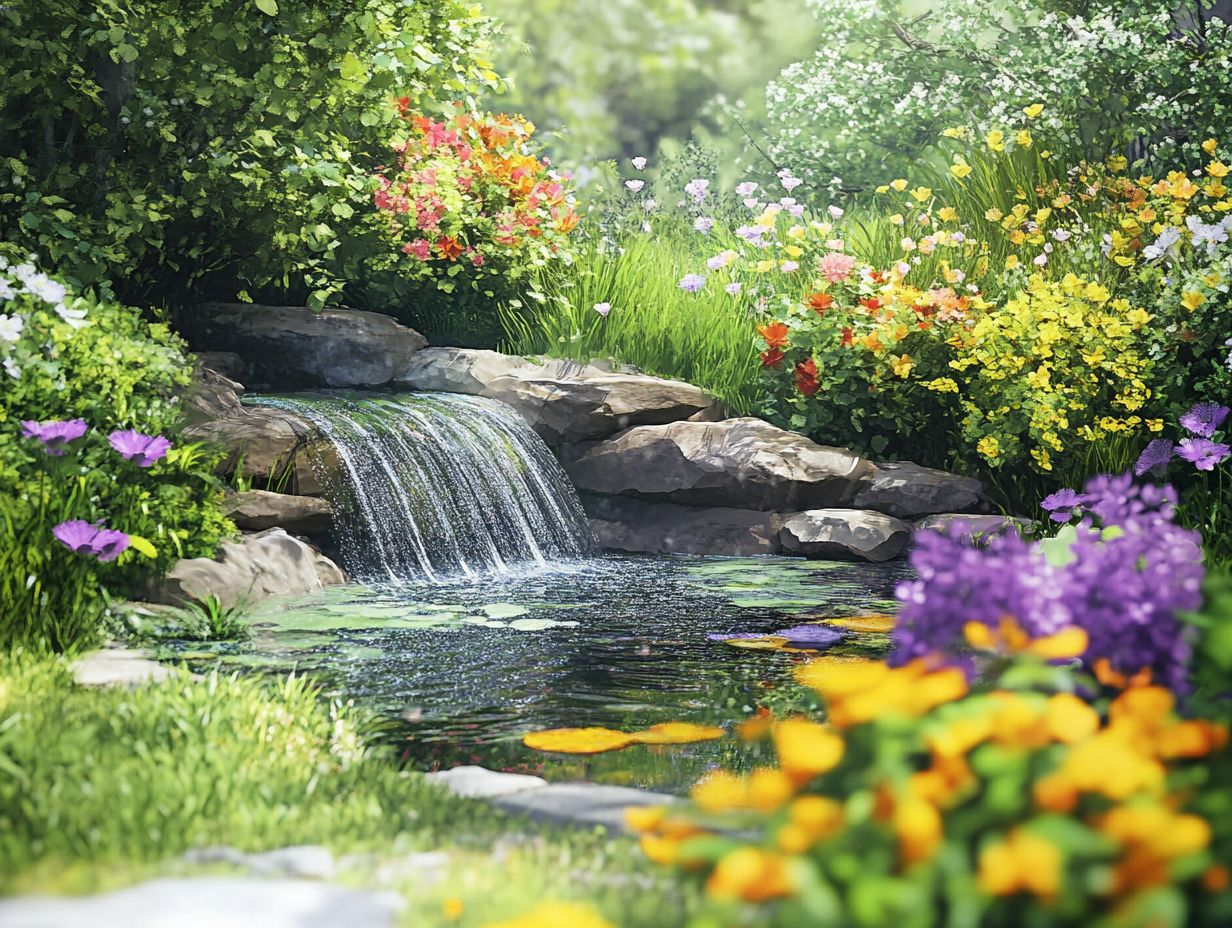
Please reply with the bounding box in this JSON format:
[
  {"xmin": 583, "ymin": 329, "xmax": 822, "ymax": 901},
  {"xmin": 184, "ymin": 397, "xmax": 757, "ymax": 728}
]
[
  {"xmin": 71, "ymin": 647, "xmax": 181, "ymax": 687},
  {"xmin": 190, "ymin": 303, "xmax": 427, "ymax": 388},
  {"xmin": 583, "ymin": 494, "xmax": 784, "ymax": 556},
  {"xmin": 565, "ymin": 417, "xmax": 873, "ymax": 510},
  {"xmin": 853, "ymin": 461, "xmax": 985, "ymax": 519},
  {"xmin": 183, "ymin": 845, "xmax": 336, "ymax": 881},
  {"xmin": 0, "ymin": 878, "xmax": 404, "ymax": 928},
  {"xmin": 424, "ymin": 765, "xmax": 548, "ymax": 799},
  {"xmin": 396, "ymin": 348, "xmax": 722, "ymax": 444},
  {"xmin": 493, "ymin": 783, "xmax": 676, "ymax": 832},
  {"xmin": 780, "ymin": 509, "xmax": 911, "ymax": 562},
  {"xmin": 224, "ymin": 490, "xmax": 333, "ymax": 535}
]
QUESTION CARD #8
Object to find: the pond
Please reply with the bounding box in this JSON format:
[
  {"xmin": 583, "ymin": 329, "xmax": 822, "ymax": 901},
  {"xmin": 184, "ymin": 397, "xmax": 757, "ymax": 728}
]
[{"xmin": 169, "ymin": 553, "xmax": 906, "ymax": 793}]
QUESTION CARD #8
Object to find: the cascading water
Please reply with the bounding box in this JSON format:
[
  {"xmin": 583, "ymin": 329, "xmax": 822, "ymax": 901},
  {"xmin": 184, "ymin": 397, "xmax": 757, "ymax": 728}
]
[{"xmin": 249, "ymin": 392, "xmax": 595, "ymax": 582}]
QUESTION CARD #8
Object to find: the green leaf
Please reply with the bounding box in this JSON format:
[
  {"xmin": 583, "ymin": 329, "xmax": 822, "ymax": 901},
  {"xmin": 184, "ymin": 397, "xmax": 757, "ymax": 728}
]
[
  {"xmin": 254, "ymin": 0, "xmax": 278, "ymax": 15},
  {"xmin": 126, "ymin": 535, "xmax": 158, "ymax": 559},
  {"xmin": 115, "ymin": 43, "xmax": 139, "ymax": 63}
]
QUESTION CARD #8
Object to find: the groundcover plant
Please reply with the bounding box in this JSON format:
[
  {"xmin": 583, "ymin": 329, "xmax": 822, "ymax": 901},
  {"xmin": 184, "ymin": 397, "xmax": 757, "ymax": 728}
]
[{"xmin": 1, "ymin": 1, "xmax": 1230, "ymax": 926}]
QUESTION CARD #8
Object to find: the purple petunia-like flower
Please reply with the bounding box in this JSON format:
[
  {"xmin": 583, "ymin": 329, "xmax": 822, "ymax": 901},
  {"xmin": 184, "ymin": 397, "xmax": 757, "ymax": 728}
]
[
  {"xmin": 1179, "ymin": 402, "xmax": 1230, "ymax": 439},
  {"xmin": 678, "ymin": 274, "xmax": 706, "ymax": 293},
  {"xmin": 20, "ymin": 419, "xmax": 88, "ymax": 456},
  {"xmin": 108, "ymin": 429, "xmax": 172, "ymax": 467},
  {"xmin": 893, "ymin": 473, "xmax": 1203, "ymax": 694},
  {"xmin": 52, "ymin": 520, "xmax": 130, "ymax": 562},
  {"xmin": 1177, "ymin": 437, "xmax": 1231, "ymax": 472},
  {"xmin": 1040, "ymin": 488, "xmax": 1082, "ymax": 522},
  {"xmin": 1134, "ymin": 438, "xmax": 1175, "ymax": 477}
]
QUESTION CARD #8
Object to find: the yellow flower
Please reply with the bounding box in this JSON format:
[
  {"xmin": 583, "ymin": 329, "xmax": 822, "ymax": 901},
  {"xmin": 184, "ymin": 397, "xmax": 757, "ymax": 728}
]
[
  {"xmin": 895, "ymin": 798, "xmax": 943, "ymax": 864},
  {"xmin": 889, "ymin": 213, "xmax": 904, "ymax": 226},
  {"xmin": 891, "ymin": 353, "xmax": 914, "ymax": 378},
  {"xmin": 1203, "ymin": 138, "xmax": 1219, "ymax": 155},
  {"xmin": 1004, "ymin": 255, "xmax": 1020, "ymax": 270},
  {"xmin": 942, "ymin": 126, "xmax": 968, "ymax": 139},
  {"xmin": 978, "ymin": 830, "xmax": 1061, "ymax": 900},
  {"xmin": 1126, "ymin": 307, "xmax": 1151, "ymax": 327},
  {"xmin": 1023, "ymin": 103, "xmax": 1045, "ymax": 119},
  {"xmin": 985, "ymin": 129, "xmax": 1005, "ymax": 152},
  {"xmin": 1147, "ymin": 418, "xmax": 1163, "ymax": 432},
  {"xmin": 1040, "ymin": 150, "xmax": 1053, "ymax": 159},
  {"xmin": 925, "ymin": 377, "xmax": 959, "ymax": 394},
  {"xmin": 784, "ymin": 244, "xmax": 804, "ymax": 258},
  {"xmin": 773, "ymin": 718, "xmax": 845, "ymax": 782},
  {"xmin": 1208, "ymin": 161, "xmax": 1229, "ymax": 178},
  {"xmin": 938, "ymin": 206, "xmax": 959, "ymax": 222},
  {"xmin": 875, "ymin": 184, "xmax": 890, "ymax": 194},
  {"xmin": 977, "ymin": 436, "xmax": 1001, "ymax": 458},
  {"xmin": 707, "ymin": 848, "xmax": 794, "ymax": 902},
  {"xmin": 950, "ymin": 160, "xmax": 973, "ymax": 180},
  {"xmin": 756, "ymin": 259, "xmax": 776, "ymax": 273},
  {"xmin": 890, "ymin": 178, "xmax": 908, "ymax": 192},
  {"xmin": 985, "ymin": 207, "xmax": 1003, "ymax": 221},
  {"xmin": 787, "ymin": 225, "xmax": 806, "ymax": 240},
  {"xmin": 1016, "ymin": 129, "xmax": 1033, "ymax": 148},
  {"xmin": 1181, "ymin": 291, "xmax": 1206, "ymax": 311},
  {"xmin": 444, "ymin": 898, "xmax": 464, "ymax": 920},
  {"xmin": 1045, "ymin": 693, "xmax": 1100, "ymax": 744},
  {"xmin": 909, "ymin": 186, "xmax": 933, "ymax": 203},
  {"xmin": 1083, "ymin": 282, "xmax": 1110, "ymax": 304},
  {"xmin": 484, "ymin": 902, "xmax": 615, "ymax": 928}
]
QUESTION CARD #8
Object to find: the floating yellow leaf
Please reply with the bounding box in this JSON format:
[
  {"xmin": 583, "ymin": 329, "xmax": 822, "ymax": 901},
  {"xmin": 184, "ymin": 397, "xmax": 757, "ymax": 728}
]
[
  {"xmin": 522, "ymin": 727, "xmax": 635, "ymax": 754},
  {"xmin": 721, "ymin": 635, "xmax": 790, "ymax": 651},
  {"xmin": 634, "ymin": 722, "xmax": 725, "ymax": 745},
  {"xmin": 822, "ymin": 614, "xmax": 896, "ymax": 634}
]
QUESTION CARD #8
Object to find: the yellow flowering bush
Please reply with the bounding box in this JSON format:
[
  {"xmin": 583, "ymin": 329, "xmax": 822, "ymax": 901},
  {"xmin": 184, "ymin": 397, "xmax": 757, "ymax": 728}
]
[{"xmin": 945, "ymin": 273, "xmax": 1156, "ymax": 470}]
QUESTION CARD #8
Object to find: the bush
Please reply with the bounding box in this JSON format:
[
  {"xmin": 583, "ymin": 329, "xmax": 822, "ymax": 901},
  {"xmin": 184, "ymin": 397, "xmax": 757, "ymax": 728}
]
[
  {"xmin": 0, "ymin": 0, "xmax": 503, "ymax": 308},
  {"xmin": 0, "ymin": 258, "xmax": 229, "ymax": 650}
]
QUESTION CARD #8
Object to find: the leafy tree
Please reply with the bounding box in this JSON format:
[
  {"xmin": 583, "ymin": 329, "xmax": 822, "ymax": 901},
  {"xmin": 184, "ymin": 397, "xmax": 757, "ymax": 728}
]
[{"xmin": 0, "ymin": 0, "xmax": 504, "ymax": 308}]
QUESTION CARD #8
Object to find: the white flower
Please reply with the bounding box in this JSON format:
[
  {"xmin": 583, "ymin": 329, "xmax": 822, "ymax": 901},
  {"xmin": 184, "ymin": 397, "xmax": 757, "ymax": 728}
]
[
  {"xmin": 0, "ymin": 278, "xmax": 15, "ymax": 301},
  {"xmin": 25, "ymin": 273, "xmax": 67, "ymax": 306},
  {"xmin": 3, "ymin": 357, "xmax": 18, "ymax": 379},
  {"xmin": 631, "ymin": 157, "xmax": 647, "ymax": 170},
  {"xmin": 725, "ymin": 282, "xmax": 743, "ymax": 295},
  {"xmin": 735, "ymin": 182, "xmax": 758, "ymax": 197},
  {"xmin": 55, "ymin": 302, "xmax": 89, "ymax": 329},
  {"xmin": 1143, "ymin": 225, "xmax": 1183, "ymax": 261},
  {"xmin": 828, "ymin": 205, "xmax": 844, "ymax": 218},
  {"xmin": 593, "ymin": 302, "xmax": 611, "ymax": 317},
  {"xmin": 625, "ymin": 179, "xmax": 645, "ymax": 193},
  {"xmin": 0, "ymin": 313, "xmax": 23, "ymax": 343}
]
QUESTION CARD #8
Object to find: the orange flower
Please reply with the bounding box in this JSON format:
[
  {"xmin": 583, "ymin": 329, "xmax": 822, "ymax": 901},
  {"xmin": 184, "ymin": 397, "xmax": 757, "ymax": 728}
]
[
  {"xmin": 806, "ymin": 292, "xmax": 834, "ymax": 314},
  {"xmin": 436, "ymin": 236, "xmax": 464, "ymax": 260},
  {"xmin": 978, "ymin": 829, "xmax": 1062, "ymax": 899},
  {"xmin": 757, "ymin": 322, "xmax": 790, "ymax": 348},
  {"xmin": 773, "ymin": 718, "xmax": 844, "ymax": 783},
  {"xmin": 706, "ymin": 848, "xmax": 794, "ymax": 902},
  {"xmin": 894, "ymin": 797, "xmax": 943, "ymax": 865}
]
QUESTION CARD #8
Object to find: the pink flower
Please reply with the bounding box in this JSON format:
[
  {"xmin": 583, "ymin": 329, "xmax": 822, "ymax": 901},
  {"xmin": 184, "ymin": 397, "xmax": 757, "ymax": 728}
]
[
  {"xmin": 471, "ymin": 252, "xmax": 486, "ymax": 267},
  {"xmin": 404, "ymin": 239, "xmax": 432, "ymax": 260},
  {"xmin": 817, "ymin": 251, "xmax": 857, "ymax": 283}
]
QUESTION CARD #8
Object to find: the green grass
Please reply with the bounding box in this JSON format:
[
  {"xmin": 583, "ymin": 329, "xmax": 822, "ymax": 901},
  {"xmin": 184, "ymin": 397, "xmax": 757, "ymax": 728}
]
[
  {"xmin": 0, "ymin": 651, "xmax": 696, "ymax": 925},
  {"xmin": 500, "ymin": 233, "xmax": 765, "ymax": 415}
]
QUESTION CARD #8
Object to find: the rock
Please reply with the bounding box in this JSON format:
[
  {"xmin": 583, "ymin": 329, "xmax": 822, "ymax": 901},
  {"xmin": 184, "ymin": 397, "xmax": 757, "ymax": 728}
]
[
  {"xmin": 779, "ymin": 510, "xmax": 911, "ymax": 562},
  {"xmin": 195, "ymin": 350, "xmax": 248, "ymax": 382},
  {"xmin": 0, "ymin": 878, "xmax": 404, "ymax": 928},
  {"xmin": 914, "ymin": 513, "xmax": 1032, "ymax": 542},
  {"xmin": 71, "ymin": 647, "xmax": 181, "ymax": 687},
  {"xmin": 184, "ymin": 364, "xmax": 246, "ymax": 424},
  {"xmin": 183, "ymin": 405, "xmax": 323, "ymax": 491},
  {"xmin": 184, "ymin": 846, "xmax": 337, "ymax": 882},
  {"xmin": 853, "ymin": 461, "xmax": 985, "ymax": 519},
  {"xmin": 396, "ymin": 348, "xmax": 722, "ymax": 444},
  {"xmin": 583, "ymin": 494, "xmax": 784, "ymax": 556},
  {"xmin": 190, "ymin": 303, "xmax": 427, "ymax": 388},
  {"xmin": 565, "ymin": 418, "xmax": 874, "ymax": 510},
  {"xmin": 150, "ymin": 529, "xmax": 346, "ymax": 607},
  {"xmin": 492, "ymin": 783, "xmax": 678, "ymax": 832},
  {"xmin": 424, "ymin": 765, "xmax": 548, "ymax": 799},
  {"xmin": 224, "ymin": 490, "xmax": 333, "ymax": 535}
]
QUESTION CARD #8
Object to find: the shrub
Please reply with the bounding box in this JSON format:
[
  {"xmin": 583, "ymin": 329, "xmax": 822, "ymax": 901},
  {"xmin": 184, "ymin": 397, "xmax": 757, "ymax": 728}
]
[
  {"xmin": 0, "ymin": 258, "xmax": 229, "ymax": 650},
  {"xmin": 0, "ymin": 0, "xmax": 503, "ymax": 308}
]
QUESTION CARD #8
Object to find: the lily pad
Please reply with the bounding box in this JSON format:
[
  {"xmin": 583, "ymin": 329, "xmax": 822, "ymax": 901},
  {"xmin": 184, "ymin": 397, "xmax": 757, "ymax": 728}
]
[
  {"xmin": 507, "ymin": 618, "xmax": 580, "ymax": 631},
  {"xmin": 822, "ymin": 614, "xmax": 896, "ymax": 634},
  {"xmin": 522, "ymin": 727, "xmax": 637, "ymax": 754},
  {"xmin": 481, "ymin": 603, "xmax": 529, "ymax": 619},
  {"xmin": 633, "ymin": 722, "xmax": 724, "ymax": 744},
  {"xmin": 778, "ymin": 624, "xmax": 847, "ymax": 648}
]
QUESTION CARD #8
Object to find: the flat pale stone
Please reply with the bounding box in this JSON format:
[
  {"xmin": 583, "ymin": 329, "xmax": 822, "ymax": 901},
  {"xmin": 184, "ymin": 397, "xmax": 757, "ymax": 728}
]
[
  {"xmin": 779, "ymin": 509, "xmax": 911, "ymax": 562},
  {"xmin": 424, "ymin": 765, "xmax": 548, "ymax": 799},
  {"xmin": 71, "ymin": 648, "xmax": 179, "ymax": 687},
  {"xmin": 492, "ymin": 783, "xmax": 677, "ymax": 832},
  {"xmin": 0, "ymin": 878, "xmax": 405, "ymax": 928},
  {"xmin": 185, "ymin": 846, "xmax": 336, "ymax": 881}
]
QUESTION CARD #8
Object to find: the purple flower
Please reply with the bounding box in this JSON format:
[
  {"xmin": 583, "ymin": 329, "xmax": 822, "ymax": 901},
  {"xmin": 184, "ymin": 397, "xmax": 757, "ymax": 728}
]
[
  {"xmin": 725, "ymin": 282, "xmax": 742, "ymax": 295},
  {"xmin": 735, "ymin": 181, "xmax": 758, "ymax": 197},
  {"xmin": 778, "ymin": 624, "xmax": 846, "ymax": 648},
  {"xmin": 53, "ymin": 520, "xmax": 130, "ymax": 562},
  {"xmin": 1179, "ymin": 402, "xmax": 1230, "ymax": 438},
  {"xmin": 20, "ymin": 419, "xmax": 88, "ymax": 456},
  {"xmin": 1040, "ymin": 488, "xmax": 1082, "ymax": 522},
  {"xmin": 1134, "ymin": 438, "xmax": 1175, "ymax": 477},
  {"xmin": 694, "ymin": 216, "xmax": 714, "ymax": 234},
  {"xmin": 593, "ymin": 302, "xmax": 611, "ymax": 318},
  {"xmin": 735, "ymin": 225, "xmax": 765, "ymax": 244},
  {"xmin": 684, "ymin": 178, "xmax": 709, "ymax": 203},
  {"xmin": 777, "ymin": 169, "xmax": 802, "ymax": 192},
  {"xmin": 108, "ymin": 429, "xmax": 171, "ymax": 467},
  {"xmin": 678, "ymin": 274, "xmax": 706, "ymax": 293},
  {"xmin": 1177, "ymin": 437, "xmax": 1231, "ymax": 471}
]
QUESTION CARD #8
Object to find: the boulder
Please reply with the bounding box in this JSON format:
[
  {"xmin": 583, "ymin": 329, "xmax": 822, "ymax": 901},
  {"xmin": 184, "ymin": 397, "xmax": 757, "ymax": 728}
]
[
  {"xmin": 914, "ymin": 513, "xmax": 1033, "ymax": 542},
  {"xmin": 183, "ymin": 364, "xmax": 245, "ymax": 424},
  {"xmin": 565, "ymin": 418, "xmax": 874, "ymax": 510},
  {"xmin": 194, "ymin": 350, "xmax": 248, "ymax": 383},
  {"xmin": 853, "ymin": 461, "xmax": 985, "ymax": 519},
  {"xmin": 395, "ymin": 348, "xmax": 722, "ymax": 444},
  {"xmin": 583, "ymin": 494, "xmax": 784, "ymax": 556},
  {"xmin": 779, "ymin": 510, "xmax": 911, "ymax": 562},
  {"xmin": 149, "ymin": 529, "xmax": 346, "ymax": 607},
  {"xmin": 184, "ymin": 405, "xmax": 323, "ymax": 491},
  {"xmin": 223, "ymin": 490, "xmax": 333, "ymax": 535},
  {"xmin": 189, "ymin": 303, "xmax": 427, "ymax": 388}
]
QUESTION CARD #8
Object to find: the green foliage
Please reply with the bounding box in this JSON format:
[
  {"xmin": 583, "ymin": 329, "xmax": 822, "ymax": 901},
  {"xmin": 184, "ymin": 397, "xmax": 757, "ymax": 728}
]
[
  {"xmin": 502, "ymin": 233, "xmax": 765, "ymax": 415},
  {"xmin": 0, "ymin": 262, "xmax": 230, "ymax": 650},
  {"xmin": 0, "ymin": 0, "xmax": 503, "ymax": 307}
]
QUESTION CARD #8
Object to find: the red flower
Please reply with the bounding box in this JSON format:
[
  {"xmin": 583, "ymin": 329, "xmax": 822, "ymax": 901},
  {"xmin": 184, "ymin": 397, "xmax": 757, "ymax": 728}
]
[
  {"xmin": 794, "ymin": 358, "xmax": 820, "ymax": 396},
  {"xmin": 806, "ymin": 292, "xmax": 834, "ymax": 314},
  {"xmin": 859, "ymin": 297, "xmax": 880, "ymax": 311},
  {"xmin": 760, "ymin": 347, "xmax": 785, "ymax": 369},
  {"xmin": 396, "ymin": 96, "xmax": 411, "ymax": 114},
  {"xmin": 840, "ymin": 327, "xmax": 854, "ymax": 347},
  {"xmin": 436, "ymin": 236, "xmax": 464, "ymax": 260},
  {"xmin": 757, "ymin": 322, "xmax": 791, "ymax": 349}
]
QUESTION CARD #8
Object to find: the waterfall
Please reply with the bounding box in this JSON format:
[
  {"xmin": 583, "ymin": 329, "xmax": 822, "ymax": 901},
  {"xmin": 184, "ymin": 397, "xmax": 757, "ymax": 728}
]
[{"xmin": 249, "ymin": 392, "xmax": 595, "ymax": 582}]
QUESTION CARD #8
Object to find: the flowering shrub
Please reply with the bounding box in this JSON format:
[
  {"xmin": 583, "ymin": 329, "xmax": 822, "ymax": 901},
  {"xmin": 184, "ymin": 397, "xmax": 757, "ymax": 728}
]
[
  {"xmin": 630, "ymin": 483, "xmax": 1232, "ymax": 927},
  {"xmin": 0, "ymin": 257, "xmax": 230, "ymax": 649},
  {"xmin": 371, "ymin": 109, "xmax": 578, "ymax": 288}
]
